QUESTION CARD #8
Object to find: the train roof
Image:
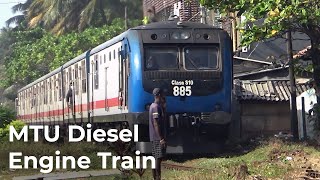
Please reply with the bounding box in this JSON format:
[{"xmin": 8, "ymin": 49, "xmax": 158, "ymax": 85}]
[
  {"xmin": 63, "ymin": 51, "xmax": 89, "ymax": 69},
  {"xmin": 90, "ymin": 31, "xmax": 128, "ymax": 55},
  {"xmin": 18, "ymin": 66, "xmax": 62, "ymax": 93},
  {"xmin": 132, "ymin": 21, "xmax": 224, "ymax": 30}
]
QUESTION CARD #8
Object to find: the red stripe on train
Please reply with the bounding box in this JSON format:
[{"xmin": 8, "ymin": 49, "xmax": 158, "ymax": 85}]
[{"xmin": 18, "ymin": 97, "xmax": 119, "ymax": 120}]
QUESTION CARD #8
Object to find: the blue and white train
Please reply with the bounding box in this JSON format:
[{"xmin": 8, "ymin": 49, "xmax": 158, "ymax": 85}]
[{"xmin": 16, "ymin": 20, "xmax": 233, "ymax": 154}]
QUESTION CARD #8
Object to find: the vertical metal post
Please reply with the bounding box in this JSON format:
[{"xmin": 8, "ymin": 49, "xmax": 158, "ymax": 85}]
[
  {"xmin": 125, "ymin": 6, "xmax": 128, "ymax": 30},
  {"xmin": 200, "ymin": 5, "xmax": 207, "ymax": 24},
  {"xmin": 301, "ymin": 97, "xmax": 307, "ymax": 139},
  {"xmin": 287, "ymin": 31, "xmax": 299, "ymax": 139}
]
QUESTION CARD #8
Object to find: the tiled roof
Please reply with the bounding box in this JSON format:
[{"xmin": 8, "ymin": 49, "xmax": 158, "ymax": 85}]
[
  {"xmin": 234, "ymin": 80, "xmax": 310, "ymax": 101},
  {"xmin": 293, "ymin": 46, "xmax": 311, "ymax": 59}
]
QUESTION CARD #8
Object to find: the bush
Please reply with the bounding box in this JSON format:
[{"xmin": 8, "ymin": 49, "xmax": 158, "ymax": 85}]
[
  {"xmin": 0, "ymin": 105, "xmax": 16, "ymax": 128},
  {"xmin": 0, "ymin": 120, "xmax": 25, "ymax": 142}
]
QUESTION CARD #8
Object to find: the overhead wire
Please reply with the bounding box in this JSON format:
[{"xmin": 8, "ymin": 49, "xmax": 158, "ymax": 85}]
[{"xmin": 0, "ymin": 2, "xmax": 25, "ymax": 4}]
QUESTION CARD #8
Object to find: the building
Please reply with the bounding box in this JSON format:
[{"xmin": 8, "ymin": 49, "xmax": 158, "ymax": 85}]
[
  {"xmin": 233, "ymin": 54, "xmax": 313, "ymax": 137},
  {"xmin": 143, "ymin": 0, "xmax": 201, "ymax": 22}
]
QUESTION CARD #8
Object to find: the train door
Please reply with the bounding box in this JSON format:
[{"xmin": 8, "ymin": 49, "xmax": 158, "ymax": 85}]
[
  {"xmin": 57, "ymin": 73, "xmax": 63, "ymax": 124},
  {"xmin": 74, "ymin": 63, "xmax": 82, "ymax": 122},
  {"xmin": 89, "ymin": 54, "xmax": 100, "ymax": 123},
  {"xmin": 105, "ymin": 67, "xmax": 109, "ymax": 112},
  {"xmin": 71, "ymin": 66, "xmax": 76, "ymax": 121},
  {"xmin": 119, "ymin": 48, "xmax": 128, "ymax": 110},
  {"xmin": 34, "ymin": 86, "xmax": 38, "ymax": 124},
  {"xmin": 39, "ymin": 83, "xmax": 42, "ymax": 124},
  {"xmin": 40, "ymin": 82, "xmax": 45, "ymax": 125},
  {"xmin": 90, "ymin": 55, "xmax": 98, "ymax": 122},
  {"xmin": 65, "ymin": 67, "xmax": 75, "ymax": 122},
  {"xmin": 53, "ymin": 76, "xmax": 57, "ymax": 124},
  {"xmin": 81, "ymin": 60, "xmax": 88, "ymax": 123},
  {"xmin": 47, "ymin": 80, "xmax": 51, "ymax": 124},
  {"xmin": 63, "ymin": 68, "xmax": 69, "ymax": 124},
  {"xmin": 51, "ymin": 78, "xmax": 54, "ymax": 124},
  {"xmin": 43, "ymin": 81, "xmax": 47, "ymax": 124}
]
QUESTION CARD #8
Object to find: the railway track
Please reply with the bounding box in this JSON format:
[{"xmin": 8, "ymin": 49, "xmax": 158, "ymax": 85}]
[{"xmin": 162, "ymin": 162, "xmax": 210, "ymax": 171}]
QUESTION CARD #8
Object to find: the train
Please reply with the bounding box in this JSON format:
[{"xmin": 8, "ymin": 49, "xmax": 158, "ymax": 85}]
[{"xmin": 16, "ymin": 19, "xmax": 233, "ymax": 154}]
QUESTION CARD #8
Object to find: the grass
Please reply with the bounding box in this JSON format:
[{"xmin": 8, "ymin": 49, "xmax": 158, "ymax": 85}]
[
  {"xmin": 1, "ymin": 138, "xmax": 319, "ymax": 180},
  {"xmin": 161, "ymin": 138, "xmax": 320, "ymax": 180}
]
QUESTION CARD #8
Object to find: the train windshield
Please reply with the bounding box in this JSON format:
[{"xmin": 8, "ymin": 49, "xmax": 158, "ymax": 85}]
[
  {"xmin": 145, "ymin": 47, "xmax": 179, "ymax": 70},
  {"xmin": 184, "ymin": 46, "xmax": 219, "ymax": 70}
]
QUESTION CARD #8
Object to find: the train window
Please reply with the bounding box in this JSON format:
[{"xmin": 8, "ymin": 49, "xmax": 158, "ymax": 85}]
[
  {"xmin": 144, "ymin": 47, "xmax": 179, "ymax": 70},
  {"xmin": 104, "ymin": 54, "xmax": 106, "ymax": 63},
  {"xmin": 113, "ymin": 50, "xmax": 116, "ymax": 60},
  {"xmin": 184, "ymin": 46, "xmax": 219, "ymax": 70},
  {"xmin": 81, "ymin": 60, "xmax": 86, "ymax": 93},
  {"xmin": 100, "ymin": 55, "xmax": 102, "ymax": 65},
  {"xmin": 94, "ymin": 55, "xmax": 99, "ymax": 89},
  {"xmin": 109, "ymin": 52, "xmax": 111, "ymax": 61}
]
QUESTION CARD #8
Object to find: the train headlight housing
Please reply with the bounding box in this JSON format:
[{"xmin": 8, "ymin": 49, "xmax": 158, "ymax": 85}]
[
  {"xmin": 171, "ymin": 32, "xmax": 191, "ymax": 40},
  {"xmin": 172, "ymin": 32, "xmax": 180, "ymax": 40},
  {"xmin": 181, "ymin": 32, "xmax": 191, "ymax": 40}
]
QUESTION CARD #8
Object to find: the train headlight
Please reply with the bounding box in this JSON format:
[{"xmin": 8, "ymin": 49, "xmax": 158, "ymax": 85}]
[
  {"xmin": 172, "ymin": 32, "xmax": 180, "ymax": 40},
  {"xmin": 171, "ymin": 32, "xmax": 191, "ymax": 40},
  {"xmin": 181, "ymin": 32, "xmax": 191, "ymax": 40}
]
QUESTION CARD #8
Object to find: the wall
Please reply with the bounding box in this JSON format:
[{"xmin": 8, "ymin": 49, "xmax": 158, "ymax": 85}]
[
  {"xmin": 143, "ymin": 0, "xmax": 200, "ymax": 21},
  {"xmin": 240, "ymin": 102, "xmax": 291, "ymax": 136}
]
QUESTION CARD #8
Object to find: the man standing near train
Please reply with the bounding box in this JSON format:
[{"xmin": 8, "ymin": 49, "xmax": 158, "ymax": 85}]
[{"xmin": 149, "ymin": 88, "xmax": 166, "ymax": 180}]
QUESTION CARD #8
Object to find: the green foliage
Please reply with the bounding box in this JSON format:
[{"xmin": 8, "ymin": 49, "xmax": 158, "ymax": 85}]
[
  {"xmin": 24, "ymin": 0, "xmax": 142, "ymax": 34},
  {"xmin": 0, "ymin": 105, "xmax": 16, "ymax": 128},
  {"xmin": 0, "ymin": 120, "xmax": 24, "ymax": 142},
  {"xmin": 200, "ymin": 0, "xmax": 320, "ymax": 46},
  {"xmin": 2, "ymin": 18, "xmax": 135, "ymax": 88}
]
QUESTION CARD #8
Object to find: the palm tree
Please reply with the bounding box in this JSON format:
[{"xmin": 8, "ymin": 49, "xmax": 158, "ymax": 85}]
[
  {"xmin": 5, "ymin": 0, "xmax": 33, "ymax": 27},
  {"xmin": 25, "ymin": 0, "xmax": 142, "ymax": 35}
]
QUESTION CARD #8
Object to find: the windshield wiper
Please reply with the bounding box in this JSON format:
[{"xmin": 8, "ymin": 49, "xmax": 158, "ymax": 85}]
[{"xmin": 186, "ymin": 56, "xmax": 199, "ymax": 70}]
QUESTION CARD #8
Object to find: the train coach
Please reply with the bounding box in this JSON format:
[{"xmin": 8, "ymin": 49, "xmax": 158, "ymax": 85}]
[{"xmin": 16, "ymin": 19, "xmax": 233, "ymax": 154}]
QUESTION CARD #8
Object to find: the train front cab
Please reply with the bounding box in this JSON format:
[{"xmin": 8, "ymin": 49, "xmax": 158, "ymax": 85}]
[{"xmin": 128, "ymin": 21, "xmax": 233, "ymax": 154}]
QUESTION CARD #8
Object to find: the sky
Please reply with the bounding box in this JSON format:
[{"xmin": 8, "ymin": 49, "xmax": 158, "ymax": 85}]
[{"xmin": 0, "ymin": 0, "xmax": 25, "ymax": 28}]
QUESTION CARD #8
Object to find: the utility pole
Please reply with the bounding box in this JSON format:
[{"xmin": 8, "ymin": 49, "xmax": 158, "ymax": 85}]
[
  {"xmin": 125, "ymin": 6, "xmax": 128, "ymax": 30},
  {"xmin": 287, "ymin": 31, "xmax": 299, "ymax": 139}
]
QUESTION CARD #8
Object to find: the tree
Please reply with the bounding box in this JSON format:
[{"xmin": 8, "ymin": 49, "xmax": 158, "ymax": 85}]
[
  {"xmin": 200, "ymin": 0, "xmax": 320, "ymax": 98},
  {"xmin": 2, "ymin": 18, "xmax": 135, "ymax": 88},
  {"xmin": 25, "ymin": 0, "xmax": 142, "ymax": 34},
  {"xmin": 5, "ymin": 0, "xmax": 33, "ymax": 27}
]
